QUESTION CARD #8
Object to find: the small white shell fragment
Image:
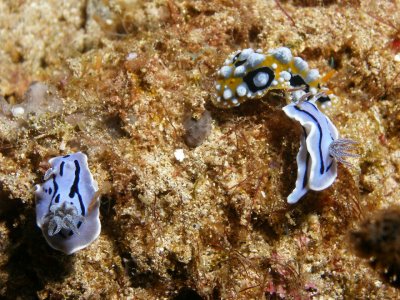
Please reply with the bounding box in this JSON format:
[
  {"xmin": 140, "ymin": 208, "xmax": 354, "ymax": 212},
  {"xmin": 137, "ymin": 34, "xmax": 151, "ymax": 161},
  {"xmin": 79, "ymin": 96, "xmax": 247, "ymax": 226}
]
[
  {"xmin": 11, "ymin": 106, "xmax": 25, "ymax": 117},
  {"xmin": 35, "ymin": 152, "xmax": 101, "ymax": 254},
  {"xmin": 395, "ymin": 53, "xmax": 400, "ymax": 62},
  {"xmin": 293, "ymin": 57, "xmax": 309, "ymax": 72},
  {"xmin": 174, "ymin": 149, "xmax": 185, "ymax": 162},
  {"xmin": 126, "ymin": 52, "xmax": 138, "ymax": 61}
]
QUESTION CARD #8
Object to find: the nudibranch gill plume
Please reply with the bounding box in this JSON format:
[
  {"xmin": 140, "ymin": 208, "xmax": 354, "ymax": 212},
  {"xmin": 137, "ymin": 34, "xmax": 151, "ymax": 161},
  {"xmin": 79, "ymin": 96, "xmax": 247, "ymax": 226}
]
[
  {"xmin": 35, "ymin": 152, "xmax": 101, "ymax": 254},
  {"xmin": 213, "ymin": 47, "xmax": 332, "ymax": 108}
]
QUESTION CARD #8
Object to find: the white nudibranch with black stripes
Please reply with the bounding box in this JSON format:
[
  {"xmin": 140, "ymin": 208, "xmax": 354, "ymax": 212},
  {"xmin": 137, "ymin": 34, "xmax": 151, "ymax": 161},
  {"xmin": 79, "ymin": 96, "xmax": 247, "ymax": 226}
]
[
  {"xmin": 213, "ymin": 47, "xmax": 357, "ymax": 204},
  {"xmin": 34, "ymin": 152, "xmax": 101, "ymax": 254}
]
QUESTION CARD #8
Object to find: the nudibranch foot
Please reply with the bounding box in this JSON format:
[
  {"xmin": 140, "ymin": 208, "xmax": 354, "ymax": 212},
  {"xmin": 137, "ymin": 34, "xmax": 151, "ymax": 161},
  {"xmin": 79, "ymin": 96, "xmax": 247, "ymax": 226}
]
[
  {"xmin": 35, "ymin": 152, "xmax": 101, "ymax": 255},
  {"xmin": 329, "ymin": 138, "xmax": 359, "ymax": 168}
]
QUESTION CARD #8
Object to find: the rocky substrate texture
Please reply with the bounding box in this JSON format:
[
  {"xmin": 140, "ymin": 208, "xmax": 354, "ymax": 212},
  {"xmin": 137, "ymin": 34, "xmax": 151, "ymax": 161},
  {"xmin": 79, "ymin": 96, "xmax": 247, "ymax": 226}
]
[{"xmin": 1, "ymin": 0, "xmax": 400, "ymax": 298}]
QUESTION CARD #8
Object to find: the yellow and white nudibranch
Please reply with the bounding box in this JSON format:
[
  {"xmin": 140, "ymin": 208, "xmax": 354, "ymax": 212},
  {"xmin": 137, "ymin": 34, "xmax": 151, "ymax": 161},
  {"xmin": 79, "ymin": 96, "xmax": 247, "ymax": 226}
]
[
  {"xmin": 212, "ymin": 47, "xmax": 357, "ymax": 204},
  {"xmin": 213, "ymin": 47, "xmax": 332, "ymax": 108}
]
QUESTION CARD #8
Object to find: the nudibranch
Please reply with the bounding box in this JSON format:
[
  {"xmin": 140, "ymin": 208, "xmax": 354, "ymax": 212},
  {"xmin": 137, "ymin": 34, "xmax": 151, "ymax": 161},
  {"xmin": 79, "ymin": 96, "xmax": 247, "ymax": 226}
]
[
  {"xmin": 213, "ymin": 47, "xmax": 332, "ymax": 108},
  {"xmin": 283, "ymin": 101, "xmax": 357, "ymax": 204},
  {"xmin": 35, "ymin": 152, "xmax": 101, "ymax": 254}
]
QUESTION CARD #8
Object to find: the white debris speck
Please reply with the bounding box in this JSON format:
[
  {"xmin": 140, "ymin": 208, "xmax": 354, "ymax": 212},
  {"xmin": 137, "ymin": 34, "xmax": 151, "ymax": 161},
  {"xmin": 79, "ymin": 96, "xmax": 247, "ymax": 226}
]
[
  {"xmin": 174, "ymin": 149, "xmax": 185, "ymax": 162},
  {"xmin": 374, "ymin": 280, "xmax": 382, "ymax": 288},
  {"xmin": 395, "ymin": 53, "xmax": 400, "ymax": 62},
  {"xmin": 59, "ymin": 140, "xmax": 66, "ymax": 151},
  {"xmin": 11, "ymin": 106, "xmax": 25, "ymax": 118},
  {"xmin": 126, "ymin": 52, "xmax": 138, "ymax": 61}
]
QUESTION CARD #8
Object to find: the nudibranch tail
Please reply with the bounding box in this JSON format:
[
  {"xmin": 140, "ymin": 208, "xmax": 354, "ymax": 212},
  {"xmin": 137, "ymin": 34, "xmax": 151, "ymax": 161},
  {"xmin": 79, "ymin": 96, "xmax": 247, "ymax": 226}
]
[
  {"xmin": 213, "ymin": 47, "xmax": 334, "ymax": 108},
  {"xmin": 35, "ymin": 152, "xmax": 101, "ymax": 255}
]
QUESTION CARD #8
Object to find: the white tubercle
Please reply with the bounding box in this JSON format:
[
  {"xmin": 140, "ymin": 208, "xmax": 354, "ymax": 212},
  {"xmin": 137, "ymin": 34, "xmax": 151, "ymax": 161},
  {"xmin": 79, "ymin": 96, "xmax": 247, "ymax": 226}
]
[
  {"xmin": 220, "ymin": 66, "xmax": 232, "ymax": 78},
  {"xmin": 305, "ymin": 69, "xmax": 320, "ymax": 83},
  {"xmin": 280, "ymin": 71, "xmax": 291, "ymax": 81},
  {"xmin": 293, "ymin": 57, "xmax": 309, "ymax": 72},
  {"xmin": 234, "ymin": 65, "xmax": 247, "ymax": 77},
  {"xmin": 253, "ymin": 72, "xmax": 269, "ymax": 87},
  {"xmin": 247, "ymin": 53, "xmax": 265, "ymax": 68},
  {"xmin": 223, "ymin": 88, "xmax": 233, "ymax": 100},
  {"xmin": 238, "ymin": 48, "xmax": 254, "ymax": 60},
  {"xmin": 236, "ymin": 83, "xmax": 248, "ymax": 97},
  {"xmin": 272, "ymin": 47, "xmax": 292, "ymax": 64}
]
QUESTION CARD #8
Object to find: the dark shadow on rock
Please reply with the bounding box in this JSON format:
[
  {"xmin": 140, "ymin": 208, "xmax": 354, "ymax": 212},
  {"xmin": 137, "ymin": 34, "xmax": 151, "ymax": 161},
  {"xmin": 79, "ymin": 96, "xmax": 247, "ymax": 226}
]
[
  {"xmin": 172, "ymin": 287, "xmax": 203, "ymax": 300},
  {"xmin": 3, "ymin": 201, "xmax": 74, "ymax": 299}
]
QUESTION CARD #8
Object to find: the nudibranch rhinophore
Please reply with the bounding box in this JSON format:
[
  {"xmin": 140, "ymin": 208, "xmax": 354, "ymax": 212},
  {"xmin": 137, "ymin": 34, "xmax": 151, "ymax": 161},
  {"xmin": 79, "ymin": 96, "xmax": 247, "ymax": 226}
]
[
  {"xmin": 35, "ymin": 152, "xmax": 101, "ymax": 254},
  {"xmin": 213, "ymin": 47, "xmax": 332, "ymax": 108}
]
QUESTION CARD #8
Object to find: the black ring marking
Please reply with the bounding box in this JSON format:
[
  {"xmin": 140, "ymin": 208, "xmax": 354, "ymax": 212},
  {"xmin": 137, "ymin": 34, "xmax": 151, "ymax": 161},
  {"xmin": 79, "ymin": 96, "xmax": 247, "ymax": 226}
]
[{"xmin": 243, "ymin": 67, "xmax": 275, "ymax": 93}]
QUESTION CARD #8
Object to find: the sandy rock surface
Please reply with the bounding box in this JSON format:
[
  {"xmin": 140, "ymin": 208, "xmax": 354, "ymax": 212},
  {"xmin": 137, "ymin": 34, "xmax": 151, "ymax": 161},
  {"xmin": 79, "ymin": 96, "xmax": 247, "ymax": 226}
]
[{"xmin": 0, "ymin": 0, "xmax": 400, "ymax": 299}]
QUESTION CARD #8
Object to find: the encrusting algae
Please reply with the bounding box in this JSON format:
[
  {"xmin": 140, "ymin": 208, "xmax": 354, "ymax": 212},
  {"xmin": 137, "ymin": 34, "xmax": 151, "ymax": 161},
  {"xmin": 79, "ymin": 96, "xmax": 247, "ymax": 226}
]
[{"xmin": 0, "ymin": 0, "xmax": 400, "ymax": 299}]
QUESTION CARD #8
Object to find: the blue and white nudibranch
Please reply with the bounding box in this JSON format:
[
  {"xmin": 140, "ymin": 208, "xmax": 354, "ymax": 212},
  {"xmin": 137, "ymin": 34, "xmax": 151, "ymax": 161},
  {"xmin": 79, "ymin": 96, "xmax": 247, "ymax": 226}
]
[
  {"xmin": 283, "ymin": 101, "xmax": 357, "ymax": 203},
  {"xmin": 34, "ymin": 152, "xmax": 101, "ymax": 254}
]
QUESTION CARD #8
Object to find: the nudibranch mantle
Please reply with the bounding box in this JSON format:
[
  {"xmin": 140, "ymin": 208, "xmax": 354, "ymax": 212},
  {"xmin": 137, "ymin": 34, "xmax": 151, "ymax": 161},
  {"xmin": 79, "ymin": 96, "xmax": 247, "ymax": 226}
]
[
  {"xmin": 213, "ymin": 47, "xmax": 331, "ymax": 108},
  {"xmin": 35, "ymin": 152, "xmax": 101, "ymax": 254},
  {"xmin": 283, "ymin": 101, "xmax": 339, "ymax": 204}
]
